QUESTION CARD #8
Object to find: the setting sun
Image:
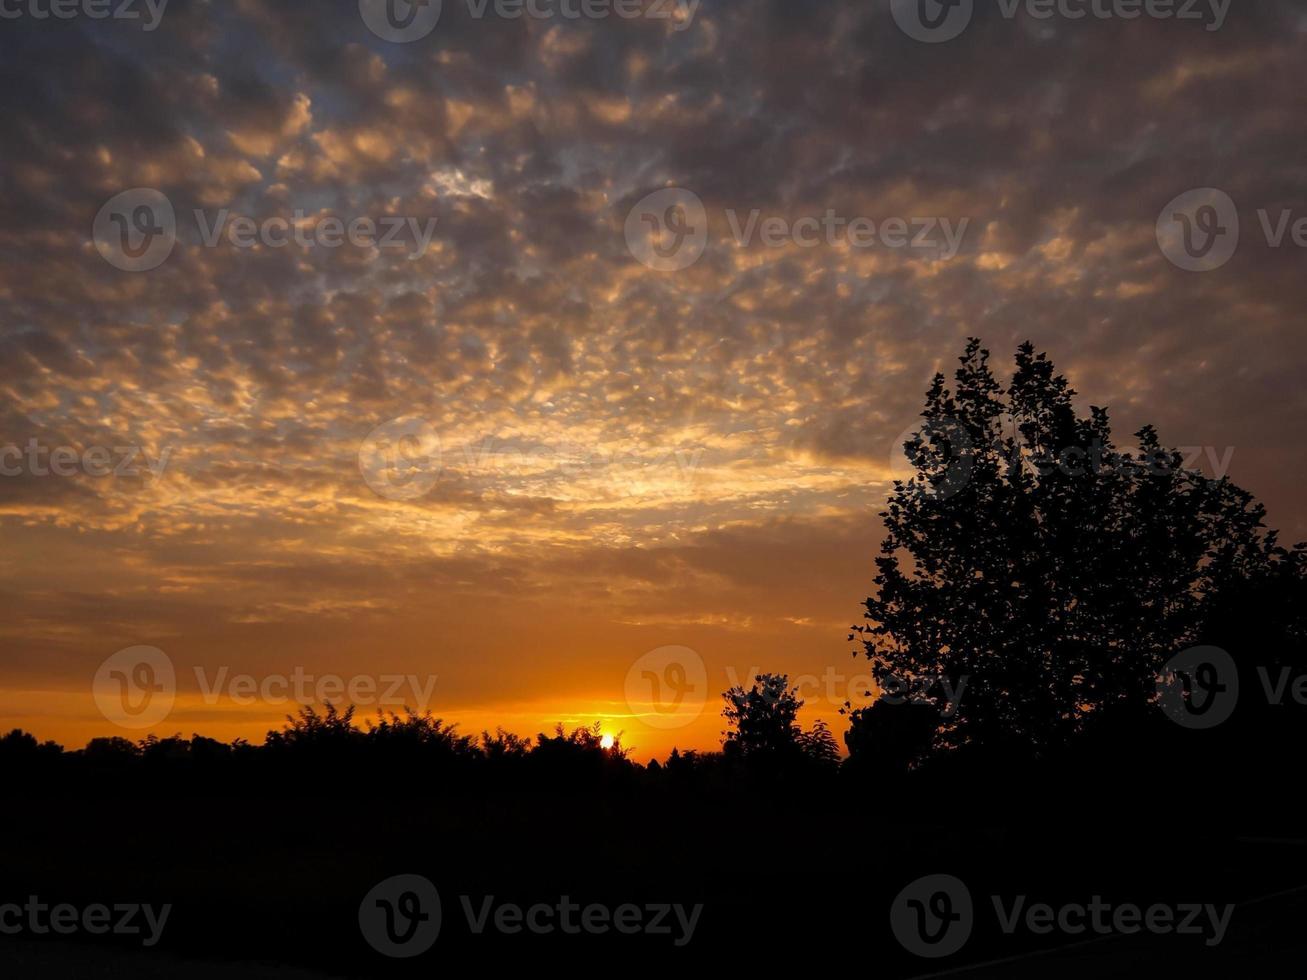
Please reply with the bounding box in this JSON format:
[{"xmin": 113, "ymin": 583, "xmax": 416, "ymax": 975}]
[{"xmin": 600, "ymin": 734, "xmax": 616, "ymax": 750}]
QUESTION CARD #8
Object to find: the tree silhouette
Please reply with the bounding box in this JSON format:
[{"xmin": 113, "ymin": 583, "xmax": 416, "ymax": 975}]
[
  {"xmin": 722, "ymin": 673, "xmax": 804, "ymax": 761},
  {"xmin": 842, "ymin": 698, "xmax": 938, "ymax": 777},
  {"xmin": 366, "ymin": 709, "xmax": 476, "ymax": 758},
  {"xmin": 795, "ymin": 719, "xmax": 841, "ymax": 771},
  {"xmin": 722, "ymin": 673, "xmax": 839, "ymax": 772},
  {"xmin": 265, "ymin": 702, "xmax": 360, "ymax": 750},
  {"xmin": 480, "ymin": 727, "xmax": 533, "ymax": 760},
  {"xmin": 852, "ymin": 339, "xmax": 1299, "ymax": 766}
]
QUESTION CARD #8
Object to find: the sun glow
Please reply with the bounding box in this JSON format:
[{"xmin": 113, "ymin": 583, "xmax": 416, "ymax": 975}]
[{"xmin": 600, "ymin": 734, "xmax": 616, "ymax": 750}]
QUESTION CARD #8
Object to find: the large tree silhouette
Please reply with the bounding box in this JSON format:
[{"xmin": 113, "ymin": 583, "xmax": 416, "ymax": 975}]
[{"xmin": 850, "ymin": 339, "xmax": 1303, "ymax": 766}]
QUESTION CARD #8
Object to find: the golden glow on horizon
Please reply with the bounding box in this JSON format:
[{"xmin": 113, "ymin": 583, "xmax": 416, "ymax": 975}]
[{"xmin": 4, "ymin": 2, "xmax": 1299, "ymax": 775}]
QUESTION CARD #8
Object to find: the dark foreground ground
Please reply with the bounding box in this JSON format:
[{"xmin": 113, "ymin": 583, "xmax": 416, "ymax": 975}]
[{"xmin": 2, "ymin": 785, "xmax": 1305, "ymax": 978}]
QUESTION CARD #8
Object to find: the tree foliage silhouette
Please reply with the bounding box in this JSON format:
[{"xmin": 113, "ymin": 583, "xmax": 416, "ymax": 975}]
[
  {"xmin": 851, "ymin": 339, "xmax": 1304, "ymax": 766},
  {"xmin": 722, "ymin": 673, "xmax": 839, "ymax": 772}
]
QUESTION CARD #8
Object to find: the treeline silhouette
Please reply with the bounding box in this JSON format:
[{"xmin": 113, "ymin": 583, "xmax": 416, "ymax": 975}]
[
  {"xmin": 0, "ymin": 675, "xmax": 844, "ymax": 798},
  {"xmin": 5, "ymin": 341, "xmax": 1305, "ymax": 822}
]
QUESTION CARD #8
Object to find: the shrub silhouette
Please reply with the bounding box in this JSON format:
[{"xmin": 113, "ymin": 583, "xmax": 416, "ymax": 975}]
[
  {"xmin": 722, "ymin": 673, "xmax": 841, "ymax": 774},
  {"xmin": 842, "ymin": 698, "xmax": 938, "ymax": 778}
]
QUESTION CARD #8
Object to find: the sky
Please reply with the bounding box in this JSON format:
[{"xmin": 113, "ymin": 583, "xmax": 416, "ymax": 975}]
[{"xmin": 1, "ymin": 0, "xmax": 1306, "ymax": 760}]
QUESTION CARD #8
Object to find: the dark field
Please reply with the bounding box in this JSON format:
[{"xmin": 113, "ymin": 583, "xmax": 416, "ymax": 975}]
[{"xmin": 4, "ymin": 768, "xmax": 1305, "ymax": 976}]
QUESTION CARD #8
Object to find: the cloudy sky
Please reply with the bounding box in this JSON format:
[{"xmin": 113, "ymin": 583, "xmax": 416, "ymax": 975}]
[{"xmin": 1, "ymin": 0, "xmax": 1305, "ymax": 757}]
